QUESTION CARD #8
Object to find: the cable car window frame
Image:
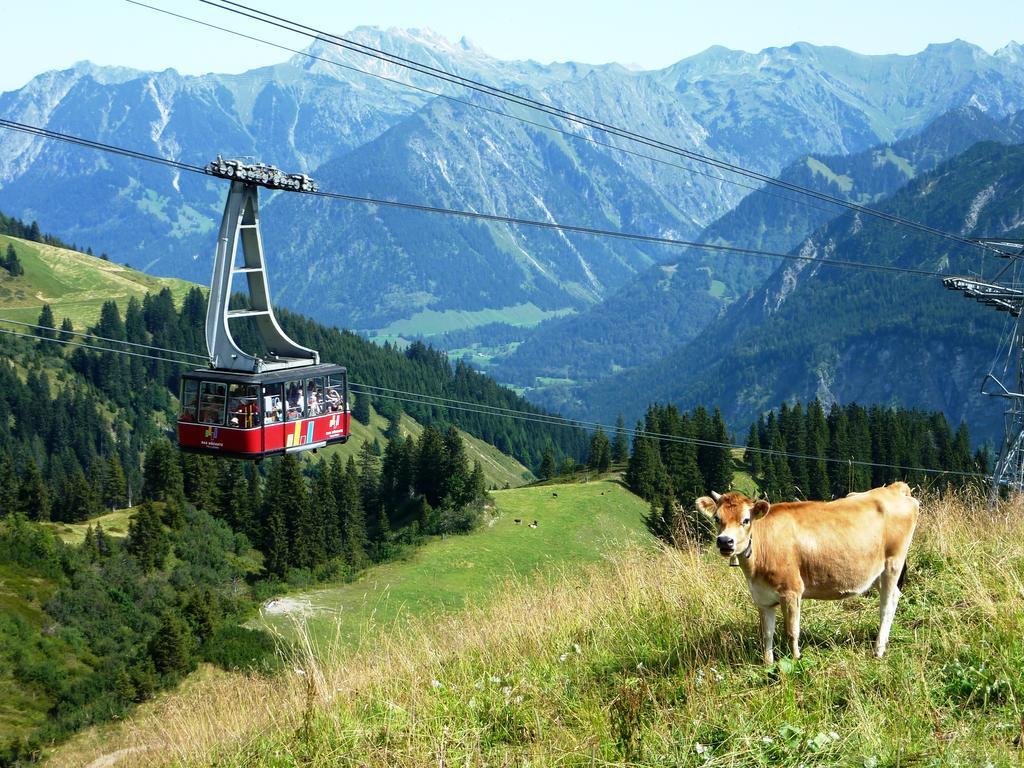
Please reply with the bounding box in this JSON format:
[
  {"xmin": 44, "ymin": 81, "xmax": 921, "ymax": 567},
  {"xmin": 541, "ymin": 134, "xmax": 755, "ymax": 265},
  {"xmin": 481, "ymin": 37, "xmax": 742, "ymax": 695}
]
[
  {"xmin": 227, "ymin": 383, "xmax": 260, "ymax": 430},
  {"xmin": 180, "ymin": 379, "xmax": 200, "ymax": 423},
  {"xmin": 325, "ymin": 373, "xmax": 346, "ymax": 413},
  {"xmin": 305, "ymin": 376, "xmax": 325, "ymax": 418},
  {"xmin": 197, "ymin": 381, "xmax": 228, "ymax": 426},
  {"xmin": 284, "ymin": 380, "xmax": 304, "ymax": 421},
  {"xmin": 263, "ymin": 383, "xmax": 283, "ymax": 425}
]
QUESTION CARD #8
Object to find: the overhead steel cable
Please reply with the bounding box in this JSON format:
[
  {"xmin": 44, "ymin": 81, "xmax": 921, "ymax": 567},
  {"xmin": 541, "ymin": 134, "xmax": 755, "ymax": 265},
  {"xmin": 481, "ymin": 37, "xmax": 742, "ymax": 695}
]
[
  {"xmin": 0, "ymin": 118, "xmax": 204, "ymax": 173},
  {"xmin": 199, "ymin": 0, "xmax": 997, "ymax": 255},
  {"xmin": 348, "ymin": 383, "xmax": 988, "ymax": 480},
  {"xmin": 0, "ymin": 120, "xmax": 951, "ymax": 280},
  {"xmin": 0, "ymin": 317, "xmax": 209, "ymax": 360},
  {"xmin": 0, "ymin": 326, "xmax": 196, "ymax": 363},
  {"xmin": 0, "ymin": 328, "xmax": 985, "ymax": 479},
  {"xmin": 121, "ymin": 0, "xmax": 842, "ymax": 219}
]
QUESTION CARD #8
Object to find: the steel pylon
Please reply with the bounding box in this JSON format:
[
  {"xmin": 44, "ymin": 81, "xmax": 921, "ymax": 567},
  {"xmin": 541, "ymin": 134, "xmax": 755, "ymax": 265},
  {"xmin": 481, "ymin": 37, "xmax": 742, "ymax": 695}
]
[{"xmin": 944, "ymin": 238, "xmax": 1024, "ymax": 503}]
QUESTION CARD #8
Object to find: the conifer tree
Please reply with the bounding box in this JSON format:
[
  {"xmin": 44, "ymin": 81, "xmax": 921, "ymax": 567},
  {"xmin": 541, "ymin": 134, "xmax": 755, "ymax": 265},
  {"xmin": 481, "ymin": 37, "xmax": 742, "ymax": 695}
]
[
  {"xmin": 58, "ymin": 317, "xmax": 74, "ymax": 343},
  {"xmin": 440, "ymin": 426, "xmax": 469, "ymax": 505},
  {"xmin": 341, "ymin": 456, "xmax": 369, "ymax": 570},
  {"xmin": 611, "ymin": 415, "xmax": 629, "ymax": 464},
  {"xmin": 703, "ymin": 409, "xmax": 733, "ymax": 493},
  {"xmin": 625, "ymin": 424, "xmax": 670, "ymax": 502},
  {"xmin": 142, "ymin": 437, "xmax": 184, "ymax": 503},
  {"xmin": 35, "ymin": 303, "xmax": 56, "ymax": 340},
  {"xmin": 0, "ymin": 453, "xmax": 17, "ymax": 518},
  {"xmin": 312, "ymin": 462, "xmax": 341, "ymax": 560},
  {"xmin": 127, "ymin": 501, "xmax": 169, "ymax": 571},
  {"xmin": 416, "ymin": 426, "xmax": 446, "ymax": 506},
  {"xmin": 826, "ymin": 403, "xmax": 851, "ymax": 496},
  {"xmin": 352, "ymin": 392, "xmax": 371, "ymax": 425},
  {"xmin": 260, "ymin": 459, "xmax": 291, "ymax": 577},
  {"xmin": 3, "ymin": 243, "xmax": 23, "ymax": 275},
  {"xmin": 806, "ymin": 399, "xmax": 830, "ymax": 500},
  {"xmin": 18, "ymin": 459, "xmax": 50, "ymax": 521},
  {"xmin": 588, "ymin": 426, "xmax": 612, "ymax": 472},
  {"xmin": 744, "ymin": 422, "xmax": 762, "ymax": 479},
  {"xmin": 539, "ymin": 446, "xmax": 555, "ymax": 480},
  {"xmin": 149, "ymin": 612, "xmax": 194, "ymax": 679}
]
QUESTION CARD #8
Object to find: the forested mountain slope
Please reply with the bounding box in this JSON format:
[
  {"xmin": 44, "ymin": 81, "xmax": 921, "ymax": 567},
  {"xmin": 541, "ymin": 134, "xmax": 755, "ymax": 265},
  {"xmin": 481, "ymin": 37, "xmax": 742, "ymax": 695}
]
[
  {"xmin": 578, "ymin": 140, "xmax": 1024, "ymax": 440},
  {"xmin": 494, "ymin": 108, "xmax": 1024, "ymax": 398}
]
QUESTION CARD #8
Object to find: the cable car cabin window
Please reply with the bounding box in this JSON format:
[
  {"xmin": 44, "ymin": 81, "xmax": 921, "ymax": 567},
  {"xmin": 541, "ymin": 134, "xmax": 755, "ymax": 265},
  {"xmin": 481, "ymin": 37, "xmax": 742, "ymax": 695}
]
[
  {"xmin": 263, "ymin": 383, "xmax": 283, "ymax": 424},
  {"xmin": 180, "ymin": 379, "xmax": 200, "ymax": 422},
  {"xmin": 227, "ymin": 384, "xmax": 260, "ymax": 429},
  {"xmin": 326, "ymin": 374, "xmax": 346, "ymax": 413},
  {"xmin": 284, "ymin": 380, "xmax": 305, "ymax": 421},
  {"xmin": 305, "ymin": 377, "xmax": 325, "ymax": 417},
  {"xmin": 198, "ymin": 381, "xmax": 228, "ymax": 425}
]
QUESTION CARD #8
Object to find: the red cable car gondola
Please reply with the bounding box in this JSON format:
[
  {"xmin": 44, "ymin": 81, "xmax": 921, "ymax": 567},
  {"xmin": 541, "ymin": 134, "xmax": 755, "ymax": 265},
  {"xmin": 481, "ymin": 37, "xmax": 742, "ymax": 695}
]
[{"xmin": 177, "ymin": 158, "xmax": 350, "ymax": 459}]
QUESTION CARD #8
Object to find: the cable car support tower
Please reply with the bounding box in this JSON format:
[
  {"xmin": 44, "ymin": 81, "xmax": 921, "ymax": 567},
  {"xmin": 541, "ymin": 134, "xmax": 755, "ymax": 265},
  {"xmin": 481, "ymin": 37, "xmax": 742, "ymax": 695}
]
[
  {"xmin": 203, "ymin": 156, "xmax": 320, "ymax": 372},
  {"xmin": 944, "ymin": 239, "xmax": 1024, "ymax": 503}
]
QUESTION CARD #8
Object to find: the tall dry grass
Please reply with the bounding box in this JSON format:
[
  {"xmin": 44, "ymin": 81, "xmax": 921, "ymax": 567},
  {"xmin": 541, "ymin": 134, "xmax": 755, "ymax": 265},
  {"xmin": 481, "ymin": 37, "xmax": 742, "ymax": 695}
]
[{"xmin": 53, "ymin": 489, "xmax": 1024, "ymax": 767}]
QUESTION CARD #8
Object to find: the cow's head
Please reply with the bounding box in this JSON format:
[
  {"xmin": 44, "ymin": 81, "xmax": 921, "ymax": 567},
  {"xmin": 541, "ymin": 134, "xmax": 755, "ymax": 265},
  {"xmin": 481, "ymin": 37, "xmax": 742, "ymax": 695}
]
[{"xmin": 695, "ymin": 491, "xmax": 770, "ymax": 559}]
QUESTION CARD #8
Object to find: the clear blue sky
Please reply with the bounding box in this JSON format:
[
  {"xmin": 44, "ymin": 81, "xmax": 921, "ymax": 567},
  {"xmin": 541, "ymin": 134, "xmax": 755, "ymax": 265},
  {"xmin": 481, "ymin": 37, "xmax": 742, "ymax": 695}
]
[{"xmin": 3, "ymin": 0, "xmax": 1021, "ymax": 92}]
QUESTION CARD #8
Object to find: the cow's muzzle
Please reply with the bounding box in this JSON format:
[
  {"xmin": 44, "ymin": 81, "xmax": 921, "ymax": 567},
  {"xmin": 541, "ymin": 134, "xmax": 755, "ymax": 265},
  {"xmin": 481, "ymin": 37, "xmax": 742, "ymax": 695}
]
[{"xmin": 716, "ymin": 534, "xmax": 735, "ymax": 556}]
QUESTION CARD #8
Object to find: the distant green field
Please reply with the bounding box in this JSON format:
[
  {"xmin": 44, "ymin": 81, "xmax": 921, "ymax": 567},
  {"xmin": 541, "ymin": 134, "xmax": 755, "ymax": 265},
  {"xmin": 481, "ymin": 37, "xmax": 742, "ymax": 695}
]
[
  {"xmin": 0, "ymin": 234, "xmax": 193, "ymax": 330},
  {"xmin": 256, "ymin": 477, "xmax": 652, "ymax": 649},
  {"xmin": 371, "ymin": 302, "xmax": 575, "ymax": 340}
]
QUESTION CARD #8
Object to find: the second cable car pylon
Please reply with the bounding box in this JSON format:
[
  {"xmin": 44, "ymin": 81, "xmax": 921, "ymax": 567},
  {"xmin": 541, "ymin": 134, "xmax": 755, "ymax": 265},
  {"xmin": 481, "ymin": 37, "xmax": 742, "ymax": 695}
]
[{"xmin": 177, "ymin": 157, "xmax": 351, "ymax": 459}]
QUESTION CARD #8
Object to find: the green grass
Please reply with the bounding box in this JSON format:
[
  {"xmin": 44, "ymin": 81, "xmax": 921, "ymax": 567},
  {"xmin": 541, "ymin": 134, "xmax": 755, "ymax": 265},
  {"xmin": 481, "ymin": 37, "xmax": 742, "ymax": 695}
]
[
  {"xmin": 371, "ymin": 302, "xmax": 575, "ymax": 340},
  {"xmin": 53, "ymin": 489, "xmax": 1024, "ymax": 767},
  {"xmin": 44, "ymin": 507, "xmax": 136, "ymax": 545},
  {"xmin": 255, "ymin": 477, "xmax": 651, "ymax": 649},
  {"xmin": 804, "ymin": 157, "xmax": 854, "ymax": 194},
  {"xmin": 0, "ymin": 234, "xmax": 193, "ymax": 330}
]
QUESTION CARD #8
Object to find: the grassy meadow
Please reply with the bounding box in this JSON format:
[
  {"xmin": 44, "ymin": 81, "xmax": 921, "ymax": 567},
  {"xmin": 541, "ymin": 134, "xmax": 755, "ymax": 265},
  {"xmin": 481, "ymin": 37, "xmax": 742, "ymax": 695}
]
[
  {"xmin": 46, "ymin": 487, "xmax": 1024, "ymax": 767},
  {"xmin": 0, "ymin": 234, "xmax": 193, "ymax": 330},
  {"xmin": 256, "ymin": 477, "xmax": 650, "ymax": 648}
]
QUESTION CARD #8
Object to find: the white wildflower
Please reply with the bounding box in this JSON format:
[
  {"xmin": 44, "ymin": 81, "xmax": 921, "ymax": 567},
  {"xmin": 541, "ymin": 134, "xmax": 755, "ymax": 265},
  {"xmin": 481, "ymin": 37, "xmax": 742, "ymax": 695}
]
[{"xmin": 431, "ymin": 679, "xmax": 442, "ymax": 689}]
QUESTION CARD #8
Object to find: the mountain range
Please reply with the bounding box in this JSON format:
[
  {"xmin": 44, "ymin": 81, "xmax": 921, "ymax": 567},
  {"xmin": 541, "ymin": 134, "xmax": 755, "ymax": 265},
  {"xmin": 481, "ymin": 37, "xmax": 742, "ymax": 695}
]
[
  {"xmin": 3, "ymin": 29, "xmax": 1024, "ymax": 439},
  {"xmin": 2, "ymin": 33, "xmax": 1023, "ymax": 332}
]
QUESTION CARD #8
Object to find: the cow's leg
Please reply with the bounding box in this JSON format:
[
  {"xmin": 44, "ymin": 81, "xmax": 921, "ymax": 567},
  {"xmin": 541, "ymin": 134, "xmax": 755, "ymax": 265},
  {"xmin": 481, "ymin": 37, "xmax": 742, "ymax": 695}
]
[
  {"xmin": 780, "ymin": 593, "xmax": 802, "ymax": 659},
  {"xmin": 758, "ymin": 605, "xmax": 776, "ymax": 665},
  {"xmin": 875, "ymin": 560, "xmax": 903, "ymax": 658}
]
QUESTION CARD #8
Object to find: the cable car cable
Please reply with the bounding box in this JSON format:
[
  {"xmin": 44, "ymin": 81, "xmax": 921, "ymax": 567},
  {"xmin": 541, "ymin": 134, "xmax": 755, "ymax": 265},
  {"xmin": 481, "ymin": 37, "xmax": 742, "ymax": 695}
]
[
  {"xmin": 123, "ymin": 0, "xmax": 847, "ymax": 221},
  {"xmin": 0, "ymin": 120, "xmax": 952, "ymax": 280},
  {"xmin": 0, "ymin": 327, "xmax": 984, "ymax": 479},
  {"xmin": 348, "ymin": 383, "xmax": 987, "ymax": 479},
  {"xmin": 0, "ymin": 316, "xmax": 209, "ymax": 360},
  {"xmin": 0, "ymin": 326, "xmax": 199, "ymax": 363},
  {"xmin": 197, "ymin": 0, "xmax": 997, "ymax": 255}
]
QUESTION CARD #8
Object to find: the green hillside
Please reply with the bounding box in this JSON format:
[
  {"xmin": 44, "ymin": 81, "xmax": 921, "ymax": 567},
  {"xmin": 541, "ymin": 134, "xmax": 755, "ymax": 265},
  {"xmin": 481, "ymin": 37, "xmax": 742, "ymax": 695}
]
[
  {"xmin": 258, "ymin": 477, "xmax": 652, "ymax": 647},
  {"xmin": 0, "ymin": 234, "xmax": 192, "ymax": 329}
]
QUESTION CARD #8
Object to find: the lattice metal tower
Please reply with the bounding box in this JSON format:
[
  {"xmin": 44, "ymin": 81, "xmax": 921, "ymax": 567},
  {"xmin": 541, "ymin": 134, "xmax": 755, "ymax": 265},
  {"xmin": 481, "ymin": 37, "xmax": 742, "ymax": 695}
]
[{"xmin": 944, "ymin": 239, "xmax": 1024, "ymax": 503}]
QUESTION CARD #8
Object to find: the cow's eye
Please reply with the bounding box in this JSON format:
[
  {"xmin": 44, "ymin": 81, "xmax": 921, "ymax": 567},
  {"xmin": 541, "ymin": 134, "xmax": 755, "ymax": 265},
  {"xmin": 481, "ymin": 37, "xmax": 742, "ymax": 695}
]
[{"xmin": 742, "ymin": 518, "xmax": 751, "ymax": 526}]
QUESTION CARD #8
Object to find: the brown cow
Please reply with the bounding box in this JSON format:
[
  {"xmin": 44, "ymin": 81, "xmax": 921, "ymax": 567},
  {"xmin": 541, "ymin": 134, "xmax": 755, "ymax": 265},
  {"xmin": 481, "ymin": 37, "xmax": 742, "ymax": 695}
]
[{"xmin": 696, "ymin": 482, "xmax": 919, "ymax": 664}]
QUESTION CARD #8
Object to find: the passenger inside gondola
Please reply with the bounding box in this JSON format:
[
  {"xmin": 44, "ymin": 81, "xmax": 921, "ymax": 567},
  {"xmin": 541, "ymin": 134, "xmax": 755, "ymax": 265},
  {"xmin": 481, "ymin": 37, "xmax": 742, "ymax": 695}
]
[
  {"xmin": 286, "ymin": 383, "xmax": 304, "ymax": 420},
  {"xmin": 306, "ymin": 379, "xmax": 323, "ymax": 416},
  {"xmin": 264, "ymin": 394, "xmax": 282, "ymax": 424}
]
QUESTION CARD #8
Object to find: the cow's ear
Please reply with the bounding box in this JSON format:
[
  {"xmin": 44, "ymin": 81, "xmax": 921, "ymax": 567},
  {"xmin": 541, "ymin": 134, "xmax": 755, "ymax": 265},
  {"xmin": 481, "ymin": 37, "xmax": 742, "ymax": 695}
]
[
  {"xmin": 695, "ymin": 496, "xmax": 717, "ymax": 517},
  {"xmin": 751, "ymin": 500, "xmax": 770, "ymax": 519}
]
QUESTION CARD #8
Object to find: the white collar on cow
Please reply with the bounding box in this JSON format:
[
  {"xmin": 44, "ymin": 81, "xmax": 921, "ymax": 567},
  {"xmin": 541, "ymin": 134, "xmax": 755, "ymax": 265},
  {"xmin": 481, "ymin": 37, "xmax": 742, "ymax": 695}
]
[{"xmin": 729, "ymin": 536, "xmax": 753, "ymax": 567}]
